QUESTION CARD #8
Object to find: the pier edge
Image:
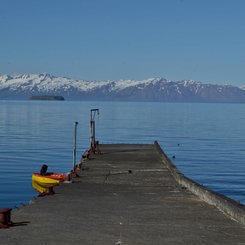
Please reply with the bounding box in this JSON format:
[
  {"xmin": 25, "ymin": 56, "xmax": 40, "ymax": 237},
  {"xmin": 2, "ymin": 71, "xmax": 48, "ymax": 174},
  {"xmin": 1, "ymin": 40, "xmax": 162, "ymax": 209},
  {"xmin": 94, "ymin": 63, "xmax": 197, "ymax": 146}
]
[{"xmin": 154, "ymin": 141, "xmax": 245, "ymax": 225}]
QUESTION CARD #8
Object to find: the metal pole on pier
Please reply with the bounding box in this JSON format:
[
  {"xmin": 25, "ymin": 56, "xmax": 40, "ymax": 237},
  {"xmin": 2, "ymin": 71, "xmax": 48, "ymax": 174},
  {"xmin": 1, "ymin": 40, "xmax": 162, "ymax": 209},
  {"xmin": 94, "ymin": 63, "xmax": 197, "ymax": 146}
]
[
  {"xmin": 90, "ymin": 109, "xmax": 99, "ymax": 153},
  {"xmin": 73, "ymin": 121, "xmax": 79, "ymax": 169}
]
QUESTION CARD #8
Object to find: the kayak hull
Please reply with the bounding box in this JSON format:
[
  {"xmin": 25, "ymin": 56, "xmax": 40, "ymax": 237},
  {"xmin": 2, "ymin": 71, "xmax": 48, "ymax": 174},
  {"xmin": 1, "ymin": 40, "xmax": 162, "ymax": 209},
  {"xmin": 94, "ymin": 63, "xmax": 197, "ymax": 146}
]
[{"xmin": 32, "ymin": 173, "xmax": 65, "ymax": 194}]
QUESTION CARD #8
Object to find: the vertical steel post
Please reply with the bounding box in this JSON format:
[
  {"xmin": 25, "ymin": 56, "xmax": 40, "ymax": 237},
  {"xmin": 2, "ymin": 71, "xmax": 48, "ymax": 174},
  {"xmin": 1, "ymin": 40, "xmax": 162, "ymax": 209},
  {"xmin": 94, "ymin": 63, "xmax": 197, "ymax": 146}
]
[
  {"xmin": 90, "ymin": 109, "xmax": 99, "ymax": 153},
  {"xmin": 90, "ymin": 120, "xmax": 95, "ymax": 151},
  {"xmin": 73, "ymin": 121, "xmax": 79, "ymax": 169}
]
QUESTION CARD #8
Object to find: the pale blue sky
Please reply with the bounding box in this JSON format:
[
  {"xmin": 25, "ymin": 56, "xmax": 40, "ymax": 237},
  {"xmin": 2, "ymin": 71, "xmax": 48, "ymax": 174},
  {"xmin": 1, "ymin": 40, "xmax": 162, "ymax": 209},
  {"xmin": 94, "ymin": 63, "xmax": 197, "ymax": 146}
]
[{"xmin": 1, "ymin": 0, "xmax": 245, "ymax": 85}]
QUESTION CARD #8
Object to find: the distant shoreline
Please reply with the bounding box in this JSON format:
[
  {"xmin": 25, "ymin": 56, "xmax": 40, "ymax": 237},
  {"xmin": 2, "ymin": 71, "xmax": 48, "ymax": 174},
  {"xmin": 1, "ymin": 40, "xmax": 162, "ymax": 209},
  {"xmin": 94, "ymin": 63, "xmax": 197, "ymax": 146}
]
[{"xmin": 29, "ymin": 95, "xmax": 65, "ymax": 101}]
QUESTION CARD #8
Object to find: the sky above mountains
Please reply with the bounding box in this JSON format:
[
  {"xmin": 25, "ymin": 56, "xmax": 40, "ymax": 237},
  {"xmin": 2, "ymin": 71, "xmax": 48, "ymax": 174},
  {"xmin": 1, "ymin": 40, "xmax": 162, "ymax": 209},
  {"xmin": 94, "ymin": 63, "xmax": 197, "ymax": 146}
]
[{"xmin": 1, "ymin": 0, "xmax": 245, "ymax": 85}]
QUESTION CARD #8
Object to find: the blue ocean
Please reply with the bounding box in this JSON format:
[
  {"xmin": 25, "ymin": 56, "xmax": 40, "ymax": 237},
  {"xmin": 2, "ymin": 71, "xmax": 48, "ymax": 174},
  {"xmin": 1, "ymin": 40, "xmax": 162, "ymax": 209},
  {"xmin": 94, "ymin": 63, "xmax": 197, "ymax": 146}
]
[{"xmin": 0, "ymin": 100, "xmax": 244, "ymax": 208}]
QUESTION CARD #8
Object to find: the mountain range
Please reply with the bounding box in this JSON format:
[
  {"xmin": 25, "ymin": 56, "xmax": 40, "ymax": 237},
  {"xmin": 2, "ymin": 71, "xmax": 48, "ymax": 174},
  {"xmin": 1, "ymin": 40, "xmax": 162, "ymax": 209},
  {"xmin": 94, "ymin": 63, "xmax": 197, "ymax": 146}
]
[{"xmin": 1, "ymin": 73, "xmax": 245, "ymax": 103}]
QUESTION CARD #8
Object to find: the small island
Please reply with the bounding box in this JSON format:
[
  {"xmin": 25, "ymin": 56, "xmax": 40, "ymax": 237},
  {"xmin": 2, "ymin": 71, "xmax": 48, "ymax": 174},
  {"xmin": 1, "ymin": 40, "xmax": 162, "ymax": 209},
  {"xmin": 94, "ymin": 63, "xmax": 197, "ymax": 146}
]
[{"xmin": 29, "ymin": 95, "xmax": 65, "ymax": 101}]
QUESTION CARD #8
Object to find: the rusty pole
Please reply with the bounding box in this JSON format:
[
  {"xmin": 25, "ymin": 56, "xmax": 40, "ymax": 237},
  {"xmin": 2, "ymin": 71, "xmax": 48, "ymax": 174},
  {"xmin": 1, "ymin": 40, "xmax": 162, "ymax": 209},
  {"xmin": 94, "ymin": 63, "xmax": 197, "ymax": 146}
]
[
  {"xmin": 73, "ymin": 121, "xmax": 79, "ymax": 169},
  {"xmin": 90, "ymin": 109, "xmax": 99, "ymax": 153}
]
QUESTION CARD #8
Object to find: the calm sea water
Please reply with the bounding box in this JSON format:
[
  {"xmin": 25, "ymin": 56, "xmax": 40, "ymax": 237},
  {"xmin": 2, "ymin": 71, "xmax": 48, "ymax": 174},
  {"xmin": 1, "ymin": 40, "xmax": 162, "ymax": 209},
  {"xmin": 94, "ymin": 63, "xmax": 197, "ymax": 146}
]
[{"xmin": 0, "ymin": 100, "xmax": 244, "ymax": 208}]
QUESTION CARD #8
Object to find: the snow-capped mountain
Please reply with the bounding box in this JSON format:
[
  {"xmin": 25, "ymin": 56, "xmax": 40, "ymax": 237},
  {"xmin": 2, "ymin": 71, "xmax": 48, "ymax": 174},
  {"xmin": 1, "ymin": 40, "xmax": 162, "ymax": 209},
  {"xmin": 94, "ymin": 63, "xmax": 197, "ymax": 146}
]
[
  {"xmin": 1, "ymin": 73, "xmax": 245, "ymax": 103},
  {"xmin": 240, "ymin": 85, "xmax": 245, "ymax": 91}
]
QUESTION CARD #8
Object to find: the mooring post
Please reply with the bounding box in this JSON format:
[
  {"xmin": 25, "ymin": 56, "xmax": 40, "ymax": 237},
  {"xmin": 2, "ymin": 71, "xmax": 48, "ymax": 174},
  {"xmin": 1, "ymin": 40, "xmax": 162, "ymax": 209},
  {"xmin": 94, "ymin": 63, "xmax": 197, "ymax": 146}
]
[{"xmin": 0, "ymin": 208, "xmax": 12, "ymax": 228}]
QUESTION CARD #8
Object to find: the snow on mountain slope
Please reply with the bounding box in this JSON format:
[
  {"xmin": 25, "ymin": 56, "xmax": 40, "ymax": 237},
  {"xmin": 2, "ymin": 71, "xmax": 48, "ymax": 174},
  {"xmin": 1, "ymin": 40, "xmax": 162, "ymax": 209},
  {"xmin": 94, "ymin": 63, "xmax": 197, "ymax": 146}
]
[
  {"xmin": 0, "ymin": 74, "xmax": 169, "ymax": 91},
  {"xmin": 0, "ymin": 74, "xmax": 109, "ymax": 92},
  {"xmin": 1, "ymin": 73, "xmax": 245, "ymax": 102},
  {"xmin": 240, "ymin": 85, "xmax": 245, "ymax": 90}
]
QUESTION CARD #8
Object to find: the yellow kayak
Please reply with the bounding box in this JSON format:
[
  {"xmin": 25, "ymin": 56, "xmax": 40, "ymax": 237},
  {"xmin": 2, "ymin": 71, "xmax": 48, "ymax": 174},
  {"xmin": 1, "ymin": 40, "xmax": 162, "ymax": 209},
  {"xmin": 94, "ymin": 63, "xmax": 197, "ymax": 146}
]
[{"xmin": 32, "ymin": 174, "xmax": 63, "ymax": 194}]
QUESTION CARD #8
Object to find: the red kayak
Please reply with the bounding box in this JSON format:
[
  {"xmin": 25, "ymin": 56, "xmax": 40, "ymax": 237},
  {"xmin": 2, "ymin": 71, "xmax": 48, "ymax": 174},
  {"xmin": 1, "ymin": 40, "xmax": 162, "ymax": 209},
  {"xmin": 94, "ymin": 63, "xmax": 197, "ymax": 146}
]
[
  {"xmin": 33, "ymin": 172, "xmax": 66, "ymax": 181},
  {"xmin": 32, "ymin": 172, "xmax": 66, "ymax": 194}
]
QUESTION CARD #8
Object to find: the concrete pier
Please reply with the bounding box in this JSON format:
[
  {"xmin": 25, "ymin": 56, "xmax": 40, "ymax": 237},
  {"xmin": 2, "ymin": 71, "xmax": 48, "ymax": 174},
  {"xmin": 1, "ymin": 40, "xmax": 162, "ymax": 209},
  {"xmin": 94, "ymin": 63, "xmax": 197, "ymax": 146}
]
[{"xmin": 0, "ymin": 143, "xmax": 245, "ymax": 244}]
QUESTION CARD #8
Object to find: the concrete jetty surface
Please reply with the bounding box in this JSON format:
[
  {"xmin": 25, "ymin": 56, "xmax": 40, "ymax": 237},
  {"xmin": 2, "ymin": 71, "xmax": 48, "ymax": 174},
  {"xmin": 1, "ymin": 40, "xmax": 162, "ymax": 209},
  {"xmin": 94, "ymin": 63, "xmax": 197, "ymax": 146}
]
[{"xmin": 1, "ymin": 143, "xmax": 245, "ymax": 244}]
